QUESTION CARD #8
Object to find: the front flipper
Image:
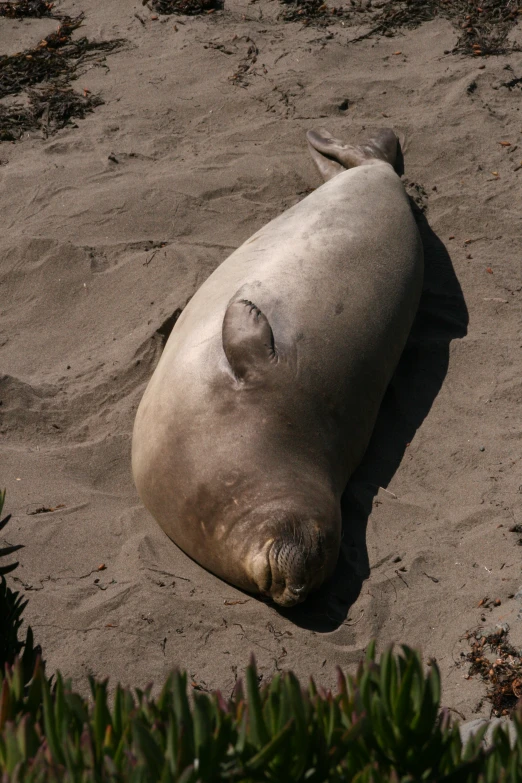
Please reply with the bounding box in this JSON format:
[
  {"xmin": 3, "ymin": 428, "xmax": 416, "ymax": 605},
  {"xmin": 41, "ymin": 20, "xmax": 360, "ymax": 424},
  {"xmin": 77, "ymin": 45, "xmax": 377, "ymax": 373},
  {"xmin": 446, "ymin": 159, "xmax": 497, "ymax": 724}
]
[{"xmin": 222, "ymin": 299, "xmax": 277, "ymax": 381}]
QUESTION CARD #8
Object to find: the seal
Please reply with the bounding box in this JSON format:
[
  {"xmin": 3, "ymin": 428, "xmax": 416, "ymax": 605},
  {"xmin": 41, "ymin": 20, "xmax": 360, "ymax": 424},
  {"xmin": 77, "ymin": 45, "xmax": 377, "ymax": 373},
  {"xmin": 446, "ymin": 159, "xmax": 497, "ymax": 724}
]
[{"xmin": 132, "ymin": 128, "xmax": 423, "ymax": 607}]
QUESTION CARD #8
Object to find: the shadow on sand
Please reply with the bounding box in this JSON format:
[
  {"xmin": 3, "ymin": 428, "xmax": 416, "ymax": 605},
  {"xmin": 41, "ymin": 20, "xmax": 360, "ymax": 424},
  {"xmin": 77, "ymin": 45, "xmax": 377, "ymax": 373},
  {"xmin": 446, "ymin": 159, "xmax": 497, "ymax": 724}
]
[{"xmin": 277, "ymin": 205, "xmax": 469, "ymax": 632}]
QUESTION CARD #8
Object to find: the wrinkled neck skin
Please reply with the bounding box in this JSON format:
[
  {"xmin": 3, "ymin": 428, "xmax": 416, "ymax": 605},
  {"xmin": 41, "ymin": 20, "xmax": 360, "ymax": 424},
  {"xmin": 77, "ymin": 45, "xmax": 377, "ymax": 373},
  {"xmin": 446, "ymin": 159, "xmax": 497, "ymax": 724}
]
[{"xmin": 235, "ymin": 484, "xmax": 342, "ymax": 608}]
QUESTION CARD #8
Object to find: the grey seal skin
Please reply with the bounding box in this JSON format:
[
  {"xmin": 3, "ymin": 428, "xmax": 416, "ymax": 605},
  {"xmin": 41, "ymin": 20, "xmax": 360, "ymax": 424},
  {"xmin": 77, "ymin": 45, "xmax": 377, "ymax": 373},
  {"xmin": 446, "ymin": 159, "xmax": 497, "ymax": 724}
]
[{"xmin": 132, "ymin": 128, "xmax": 423, "ymax": 607}]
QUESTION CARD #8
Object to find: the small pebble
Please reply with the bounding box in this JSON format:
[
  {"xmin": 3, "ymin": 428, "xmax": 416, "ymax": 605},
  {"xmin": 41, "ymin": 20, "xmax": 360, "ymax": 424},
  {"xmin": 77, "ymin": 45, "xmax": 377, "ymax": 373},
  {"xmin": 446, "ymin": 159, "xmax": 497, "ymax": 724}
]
[
  {"xmin": 494, "ymin": 598, "xmax": 501, "ymax": 606},
  {"xmin": 479, "ymin": 446, "xmax": 485, "ymax": 452}
]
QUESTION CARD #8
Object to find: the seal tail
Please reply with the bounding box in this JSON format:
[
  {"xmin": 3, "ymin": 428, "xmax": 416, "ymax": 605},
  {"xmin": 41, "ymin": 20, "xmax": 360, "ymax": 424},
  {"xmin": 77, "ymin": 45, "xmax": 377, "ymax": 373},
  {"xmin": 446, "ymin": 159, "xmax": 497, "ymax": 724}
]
[{"xmin": 307, "ymin": 128, "xmax": 399, "ymax": 182}]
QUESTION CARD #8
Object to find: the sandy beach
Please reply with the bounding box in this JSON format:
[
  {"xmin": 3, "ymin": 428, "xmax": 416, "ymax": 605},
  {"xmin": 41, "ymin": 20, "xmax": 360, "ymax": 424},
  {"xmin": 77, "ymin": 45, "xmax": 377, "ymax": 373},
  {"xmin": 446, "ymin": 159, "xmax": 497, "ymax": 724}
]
[{"xmin": 1, "ymin": 0, "xmax": 522, "ymax": 719}]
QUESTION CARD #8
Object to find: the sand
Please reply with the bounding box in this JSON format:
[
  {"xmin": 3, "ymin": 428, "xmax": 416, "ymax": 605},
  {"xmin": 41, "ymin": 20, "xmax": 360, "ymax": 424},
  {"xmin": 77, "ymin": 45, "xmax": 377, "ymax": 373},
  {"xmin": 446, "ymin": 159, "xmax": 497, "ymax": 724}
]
[{"xmin": 1, "ymin": 0, "xmax": 522, "ymax": 719}]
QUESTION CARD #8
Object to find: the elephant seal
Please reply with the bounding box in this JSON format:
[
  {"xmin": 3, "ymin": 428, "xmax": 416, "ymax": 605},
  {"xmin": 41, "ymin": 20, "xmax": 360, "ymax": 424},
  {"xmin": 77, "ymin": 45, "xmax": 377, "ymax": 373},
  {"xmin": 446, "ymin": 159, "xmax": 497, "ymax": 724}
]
[{"xmin": 132, "ymin": 128, "xmax": 423, "ymax": 607}]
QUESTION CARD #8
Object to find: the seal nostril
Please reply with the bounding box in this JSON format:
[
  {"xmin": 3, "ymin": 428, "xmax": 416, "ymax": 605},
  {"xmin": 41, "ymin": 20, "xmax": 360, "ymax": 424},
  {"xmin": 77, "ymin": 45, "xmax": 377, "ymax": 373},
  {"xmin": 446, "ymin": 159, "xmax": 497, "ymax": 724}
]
[{"xmin": 288, "ymin": 584, "xmax": 306, "ymax": 596}]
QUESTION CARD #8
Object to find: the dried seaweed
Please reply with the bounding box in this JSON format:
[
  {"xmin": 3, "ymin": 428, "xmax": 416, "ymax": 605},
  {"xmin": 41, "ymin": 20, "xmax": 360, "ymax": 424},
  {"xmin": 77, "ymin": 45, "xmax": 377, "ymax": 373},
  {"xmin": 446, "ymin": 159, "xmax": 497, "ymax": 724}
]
[
  {"xmin": 280, "ymin": 0, "xmax": 521, "ymax": 54},
  {"xmin": 465, "ymin": 626, "xmax": 522, "ymax": 717},
  {"xmin": 346, "ymin": 0, "xmax": 522, "ymax": 57},
  {"xmin": 280, "ymin": 0, "xmax": 335, "ymax": 24},
  {"xmin": 229, "ymin": 37, "xmax": 259, "ymax": 85},
  {"xmin": 34, "ymin": 86, "xmax": 102, "ymax": 130},
  {"xmin": 451, "ymin": 0, "xmax": 522, "ymax": 56},
  {"xmin": 150, "ymin": 0, "xmax": 223, "ymax": 15},
  {"xmin": 0, "ymin": 88, "xmax": 102, "ymax": 140},
  {"xmin": 0, "ymin": 104, "xmax": 32, "ymax": 141},
  {"xmin": 0, "ymin": 14, "xmax": 124, "ymax": 141},
  {"xmin": 0, "ymin": 15, "xmax": 123, "ymax": 100},
  {"xmin": 0, "ymin": 0, "xmax": 56, "ymax": 17},
  {"xmin": 0, "ymin": 88, "xmax": 103, "ymax": 140}
]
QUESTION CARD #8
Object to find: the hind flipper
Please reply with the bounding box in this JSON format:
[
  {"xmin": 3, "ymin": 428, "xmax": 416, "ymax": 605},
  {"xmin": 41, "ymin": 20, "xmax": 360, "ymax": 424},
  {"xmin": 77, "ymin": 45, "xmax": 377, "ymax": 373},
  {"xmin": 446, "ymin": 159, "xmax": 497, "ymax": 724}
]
[
  {"xmin": 307, "ymin": 130, "xmax": 345, "ymax": 181},
  {"xmin": 307, "ymin": 128, "xmax": 399, "ymax": 181},
  {"xmin": 223, "ymin": 299, "xmax": 277, "ymax": 381}
]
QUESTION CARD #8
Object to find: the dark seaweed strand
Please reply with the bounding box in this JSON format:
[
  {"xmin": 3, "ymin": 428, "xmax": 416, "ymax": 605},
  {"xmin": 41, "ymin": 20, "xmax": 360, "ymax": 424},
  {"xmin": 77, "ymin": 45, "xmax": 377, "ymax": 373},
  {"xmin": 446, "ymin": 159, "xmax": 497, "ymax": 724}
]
[
  {"xmin": 0, "ymin": 0, "xmax": 57, "ymax": 17},
  {"xmin": 279, "ymin": 0, "xmax": 521, "ymax": 53},
  {"xmin": 0, "ymin": 14, "xmax": 124, "ymax": 141},
  {"xmin": 0, "ymin": 87, "xmax": 104, "ymax": 141},
  {"xmin": 347, "ymin": 0, "xmax": 521, "ymax": 56},
  {"xmin": 465, "ymin": 627, "xmax": 522, "ymax": 717},
  {"xmin": 150, "ymin": 0, "xmax": 223, "ymax": 15},
  {"xmin": 0, "ymin": 15, "xmax": 123, "ymax": 100}
]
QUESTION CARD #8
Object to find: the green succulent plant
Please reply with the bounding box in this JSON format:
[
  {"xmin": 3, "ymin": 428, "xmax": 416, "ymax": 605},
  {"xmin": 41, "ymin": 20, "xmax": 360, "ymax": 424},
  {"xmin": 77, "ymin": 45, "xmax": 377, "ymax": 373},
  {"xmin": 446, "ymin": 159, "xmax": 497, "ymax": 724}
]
[
  {"xmin": 1, "ymin": 487, "xmax": 521, "ymax": 781},
  {"xmin": 0, "ymin": 489, "xmax": 22, "ymax": 577},
  {"xmin": 0, "ymin": 645, "xmax": 521, "ymax": 782},
  {"xmin": 0, "ymin": 491, "xmax": 40, "ymax": 682}
]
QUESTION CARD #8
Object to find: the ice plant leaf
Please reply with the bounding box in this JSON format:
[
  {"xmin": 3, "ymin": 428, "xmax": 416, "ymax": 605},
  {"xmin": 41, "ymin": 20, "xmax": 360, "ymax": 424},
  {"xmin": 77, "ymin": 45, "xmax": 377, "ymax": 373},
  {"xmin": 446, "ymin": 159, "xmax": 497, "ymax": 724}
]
[
  {"xmin": 245, "ymin": 658, "xmax": 269, "ymax": 748},
  {"xmin": 245, "ymin": 718, "xmax": 294, "ymax": 772}
]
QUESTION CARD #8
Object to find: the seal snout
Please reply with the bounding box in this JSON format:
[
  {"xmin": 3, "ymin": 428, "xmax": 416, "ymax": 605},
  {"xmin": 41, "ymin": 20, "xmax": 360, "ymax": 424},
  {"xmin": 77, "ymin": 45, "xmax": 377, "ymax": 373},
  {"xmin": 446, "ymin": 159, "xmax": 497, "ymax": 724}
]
[
  {"xmin": 280, "ymin": 583, "xmax": 308, "ymax": 607},
  {"xmin": 264, "ymin": 524, "xmax": 329, "ymax": 608},
  {"xmin": 246, "ymin": 504, "xmax": 341, "ymax": 607},
  {"xmin": 288, "ymin": 584, "xmax": 306, "ymax": 596}
]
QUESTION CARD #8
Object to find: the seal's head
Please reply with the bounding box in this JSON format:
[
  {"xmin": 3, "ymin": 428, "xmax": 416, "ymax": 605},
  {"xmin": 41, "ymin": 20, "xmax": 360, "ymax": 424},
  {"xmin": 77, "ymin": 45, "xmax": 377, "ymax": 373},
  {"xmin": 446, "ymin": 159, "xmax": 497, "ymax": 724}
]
[{"xmin": 248, "ymin": 511, "xmax": 341, "ymax": 607}]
